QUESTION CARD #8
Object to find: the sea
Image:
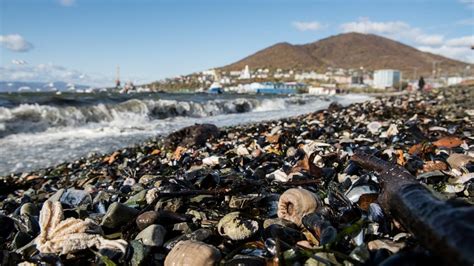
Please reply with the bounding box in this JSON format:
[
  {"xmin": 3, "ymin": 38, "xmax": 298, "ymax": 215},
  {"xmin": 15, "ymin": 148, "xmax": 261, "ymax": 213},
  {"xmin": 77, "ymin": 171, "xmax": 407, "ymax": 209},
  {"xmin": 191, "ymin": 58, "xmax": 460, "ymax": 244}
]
[{"xmin": 0, "ymin": 92, "xmax": 371, "ymax": 175}]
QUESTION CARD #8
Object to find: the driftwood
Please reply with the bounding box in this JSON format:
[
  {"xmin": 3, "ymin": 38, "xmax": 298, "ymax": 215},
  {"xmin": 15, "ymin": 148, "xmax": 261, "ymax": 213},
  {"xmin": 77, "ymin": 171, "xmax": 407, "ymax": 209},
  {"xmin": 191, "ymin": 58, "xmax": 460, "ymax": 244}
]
[{"xmin": 351, "ymin": 152, "xmax": 474, "ymax": 266}]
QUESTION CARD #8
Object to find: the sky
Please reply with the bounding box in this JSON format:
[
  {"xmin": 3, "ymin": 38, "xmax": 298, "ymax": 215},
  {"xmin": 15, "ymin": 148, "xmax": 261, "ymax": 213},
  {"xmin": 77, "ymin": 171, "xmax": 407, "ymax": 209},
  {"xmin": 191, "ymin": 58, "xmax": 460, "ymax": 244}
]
[{"xmin": 1, "ymin": 0, "xmax": 473, "ymax": 86}]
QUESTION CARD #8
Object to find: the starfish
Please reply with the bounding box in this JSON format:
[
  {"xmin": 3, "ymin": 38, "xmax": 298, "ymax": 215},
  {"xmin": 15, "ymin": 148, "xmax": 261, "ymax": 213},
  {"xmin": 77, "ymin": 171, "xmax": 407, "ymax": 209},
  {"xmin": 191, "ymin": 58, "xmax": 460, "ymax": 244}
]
[{"xmin": 35, "ymin": 200, "xmax": 127, "ymax": 255}]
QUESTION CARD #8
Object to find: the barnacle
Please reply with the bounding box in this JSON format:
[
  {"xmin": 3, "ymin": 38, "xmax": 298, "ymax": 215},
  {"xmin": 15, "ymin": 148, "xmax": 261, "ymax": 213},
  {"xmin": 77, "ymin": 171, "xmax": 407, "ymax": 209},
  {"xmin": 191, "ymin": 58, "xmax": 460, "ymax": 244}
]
[{"xmin": 35, "ymin": 201, "xmax": 127, "ymax": 255}]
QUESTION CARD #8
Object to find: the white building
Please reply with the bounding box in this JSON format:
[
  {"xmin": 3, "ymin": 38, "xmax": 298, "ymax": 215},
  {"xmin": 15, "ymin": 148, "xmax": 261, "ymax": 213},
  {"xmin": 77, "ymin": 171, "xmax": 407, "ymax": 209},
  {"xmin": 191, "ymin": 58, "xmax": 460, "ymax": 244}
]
[
  {"xmin": 447, "ymin": 77, "xmax": 463, "ymax": 86},
  {"xmin": 239, "ymin": 65, "xmax": 251, "ymax": 79},
  {"xmin": 373, "ymin": 69, "xmax": 401, "ymax": 89}
]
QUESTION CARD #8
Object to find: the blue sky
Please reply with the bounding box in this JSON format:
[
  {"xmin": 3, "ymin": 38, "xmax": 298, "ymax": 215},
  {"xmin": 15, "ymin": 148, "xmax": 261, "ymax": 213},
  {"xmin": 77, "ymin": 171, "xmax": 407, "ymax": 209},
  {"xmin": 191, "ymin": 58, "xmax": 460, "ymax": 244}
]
[{"xmin": 1, "ymin": 0, "xmax": 473, "ymax": 86}]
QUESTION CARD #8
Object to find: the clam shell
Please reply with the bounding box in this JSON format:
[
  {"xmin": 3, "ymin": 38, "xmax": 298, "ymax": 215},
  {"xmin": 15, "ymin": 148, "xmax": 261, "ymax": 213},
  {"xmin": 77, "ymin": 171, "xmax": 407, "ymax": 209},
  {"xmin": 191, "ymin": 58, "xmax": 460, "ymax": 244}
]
[
  {"xmin": 217, "ymin": 212, "xmax": 258, "ymax": 240},
  {"xmin": 164, "ymin": 240, "xmax": 221, "ymax": 266},
  {"xmin": 277, "ymin": 188, "xmax": 320, "ymax": 226},
  {"xmin": 447, "ymin": 153, "xmax": 474, "ymax": 170},
  {"xmin": 367, "ymin": 121, "xmax": 382, "ymax": 135}
]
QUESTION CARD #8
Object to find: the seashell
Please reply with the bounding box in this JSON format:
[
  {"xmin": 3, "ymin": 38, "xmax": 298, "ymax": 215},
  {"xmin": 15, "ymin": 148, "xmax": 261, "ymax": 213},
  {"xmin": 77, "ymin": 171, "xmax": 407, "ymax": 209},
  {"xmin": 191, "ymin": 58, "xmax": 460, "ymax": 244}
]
[
  {"xmin": 236, "ymin": 145, "xmax": 250, "ymax": 156},
  {"xmin": 429, "ymin": 126, "xmax": 448, "ymax": 132},
  {"xmin": 447, "ymin": 153, "xmax": 474, "ymax": 170},
  {"xmin": 368, "ymin": 239, "xmax": 405, "ymax": 254},
  {"xmin": 422, "ymin": 161, "xmax": 447, "ymax": 173},
  {"xmin": 202, "ymin": 156, "xmax": 220, "ymax": 166},
  {"xmin": 266, "ymin": 169, "xmax": 290, "ymax": 182},
  {"xmin": 263, "ymin": 224, "xmax": 305, "ymax": 245},
  {"xmin": 164, "ymin": 240, "xmax": 221, "ymax": 266},
  {"xmin": 217, "ymin": 212, "xmax": 258, "ymax": 240},
  {"xmin": 146, "ymin": 188, "xmax": 159, "ymax": 204},
  {"xmin": 301, "ymin": 213, "xmax": 336, "ymax": 245},
  {"xmin": 345, "ymin": 185, "xmax": 378, "ymax": 203},
  {"xmin": 277, "ymin": 188, "xmax": 320, "ymax": 226},
  {"xmin": 367, "ymin": 121, "xmax": 382, "ymax": 135},
  {"xmin": 449, "ymin": 173, "xmax": 474, "ymax": 184},
  {"xmin": 384, "ymin": 124, "xmax": 399, "ymax": 138},
  {"xmin": 433, "ymin": 136, "xmax": 463, "ymax": 148},
  {"xmin": 123, "ymin": 178, "xmax": 136, "ymax": 187}
]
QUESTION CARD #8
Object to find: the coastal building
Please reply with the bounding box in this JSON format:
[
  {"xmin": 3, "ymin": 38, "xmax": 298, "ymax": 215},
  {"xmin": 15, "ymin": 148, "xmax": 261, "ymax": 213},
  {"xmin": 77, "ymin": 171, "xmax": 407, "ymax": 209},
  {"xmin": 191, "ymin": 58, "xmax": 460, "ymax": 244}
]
[
  {"xmin": 239, "ymin": 65, "xmax": 251, "ymax": 79},
  {"xmin": 308, "ymin": 86, "xmax": 336, "ymax": 95},
  {"xmin": 373, "ymin": 69, "xmax": 401, "ymax": 89},
  {"xmin": 295, "ymin": 71, "xmax": 328, "ymax": 81},
  {"xmin": 447, "ymin": 77, "xmax": 463, "ymax": 86},
  {"xmin": 231, "ymin": 82, "xmax": 302, "ymax": 94}
]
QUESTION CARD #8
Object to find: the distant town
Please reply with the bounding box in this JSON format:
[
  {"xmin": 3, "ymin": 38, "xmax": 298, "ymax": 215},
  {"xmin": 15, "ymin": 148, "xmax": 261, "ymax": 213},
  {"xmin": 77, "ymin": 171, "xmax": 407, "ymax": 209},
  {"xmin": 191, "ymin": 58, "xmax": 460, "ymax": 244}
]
[{"xmin": 133, "ymin": 63, "xmax": 473, "ymax": 95}]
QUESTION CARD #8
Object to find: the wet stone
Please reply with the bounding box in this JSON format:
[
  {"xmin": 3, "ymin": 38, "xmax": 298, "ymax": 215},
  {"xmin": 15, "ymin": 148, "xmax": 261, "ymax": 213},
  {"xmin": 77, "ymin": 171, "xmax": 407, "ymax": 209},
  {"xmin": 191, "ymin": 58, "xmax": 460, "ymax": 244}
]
[
  {"xmin": 130, "ymin": 240, "xmax": 151, "ymax": 266},
  {"xmin": 136, "ymin": 211, "xmax": 159, "ymax": 231},
  {"xmin": 101, "ymin": 202, "xmax": 139, "ymax": 229},
  {"xmin": 135, "ymin": 224, "xmax": 167, "ymax": 247},
  {"xmin": 59, "ymin": 189, "xmax": 92, "ymax": 208}
]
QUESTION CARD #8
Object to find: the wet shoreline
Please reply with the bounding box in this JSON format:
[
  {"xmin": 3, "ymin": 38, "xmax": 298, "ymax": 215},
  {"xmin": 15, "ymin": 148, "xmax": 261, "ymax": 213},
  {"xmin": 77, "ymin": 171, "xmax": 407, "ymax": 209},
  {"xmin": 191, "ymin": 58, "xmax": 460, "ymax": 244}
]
[{"xmin": 1, "ymin": 87, "xmax": 473, "ymax": 265}]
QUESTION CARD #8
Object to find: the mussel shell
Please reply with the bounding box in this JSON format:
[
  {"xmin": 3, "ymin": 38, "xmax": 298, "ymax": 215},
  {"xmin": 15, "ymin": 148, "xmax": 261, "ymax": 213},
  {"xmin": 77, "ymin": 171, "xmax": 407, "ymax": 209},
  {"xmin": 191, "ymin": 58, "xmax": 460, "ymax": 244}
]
[{"xmin": 263, "ymin": 224, "xmax": 304, "ymax": 245}]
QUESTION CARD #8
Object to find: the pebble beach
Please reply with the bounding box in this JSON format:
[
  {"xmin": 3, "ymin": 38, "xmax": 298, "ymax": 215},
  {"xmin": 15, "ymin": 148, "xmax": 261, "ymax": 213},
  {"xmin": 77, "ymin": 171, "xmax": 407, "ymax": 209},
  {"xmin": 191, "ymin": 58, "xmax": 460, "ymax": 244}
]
[{"xmin": 1, "ymin": 86, "xmax": 473, "ymax": 265}]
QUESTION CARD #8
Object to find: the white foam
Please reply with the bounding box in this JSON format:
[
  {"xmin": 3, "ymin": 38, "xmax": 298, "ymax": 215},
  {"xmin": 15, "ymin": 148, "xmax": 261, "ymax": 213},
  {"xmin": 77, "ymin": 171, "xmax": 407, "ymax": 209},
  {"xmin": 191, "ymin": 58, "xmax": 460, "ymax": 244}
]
[{"xmin": 0, "ymin": 94, "xmax": 371, "ymax": 175}]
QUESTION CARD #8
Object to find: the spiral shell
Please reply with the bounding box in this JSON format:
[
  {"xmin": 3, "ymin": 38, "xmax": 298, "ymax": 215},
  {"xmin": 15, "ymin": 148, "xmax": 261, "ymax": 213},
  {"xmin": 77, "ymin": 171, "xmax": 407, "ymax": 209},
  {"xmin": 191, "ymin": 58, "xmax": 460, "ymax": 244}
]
[
  {"xmin": 217, "ymin": 212, "xmax": 259, "ymax": 240},
  {"xmin": 164, "ymin": 240, "xmax": 221, "ymax": 266},
  {"xmin": 277, "ymin": 188, "xmax": 320, "ymax": 226}
]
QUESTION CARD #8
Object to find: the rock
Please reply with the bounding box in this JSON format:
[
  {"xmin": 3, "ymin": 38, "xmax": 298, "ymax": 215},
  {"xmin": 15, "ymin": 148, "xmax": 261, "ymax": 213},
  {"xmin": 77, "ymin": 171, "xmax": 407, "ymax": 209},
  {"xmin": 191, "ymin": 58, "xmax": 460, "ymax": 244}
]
[
  {"xmin": 125, "ymin": 190, "xmax": 147, "ymax": 207},
  {"xmin": 130, "ymin": 240, "xmax": 151, "ymax": 266},
  {"xmin": 123, "ymin": 178, "xmax": 136, "ymax": 187},
  {"xmin": 139, "ymin": 175, "xmax": 157, "ymax": 185},
  {"xmin": 0, "ymin": 214, "xmax": 15, "ymax": 238},
  {"xmin": 136, "ymin": 211, "xmax": 159, "ymax": 231},
  {"xmin": 101, "ymin": 202, "xmax": 139, "ymax": 229},
  {"xmin": 135, "ymin": 224, "xmax": 167, "ymax": 247},
  {"xmin": 164, "ymin": 124, "xmax": 220, "ymax": 149},
  {"xmin": 48, "ymin": 189, "xmax": 65, "ymax": 202},
  {"xmin": 59, "ymin": 189, "xmax": 92, "ymax": 208}
]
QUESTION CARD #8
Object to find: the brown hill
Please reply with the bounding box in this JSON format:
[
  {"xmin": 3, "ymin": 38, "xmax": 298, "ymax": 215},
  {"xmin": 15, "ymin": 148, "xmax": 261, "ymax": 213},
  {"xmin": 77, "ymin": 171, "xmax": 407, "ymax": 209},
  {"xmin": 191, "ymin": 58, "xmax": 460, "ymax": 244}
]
[{"xmin": 221, "ymin": 32, "xmax": 471, "ymax": 77}]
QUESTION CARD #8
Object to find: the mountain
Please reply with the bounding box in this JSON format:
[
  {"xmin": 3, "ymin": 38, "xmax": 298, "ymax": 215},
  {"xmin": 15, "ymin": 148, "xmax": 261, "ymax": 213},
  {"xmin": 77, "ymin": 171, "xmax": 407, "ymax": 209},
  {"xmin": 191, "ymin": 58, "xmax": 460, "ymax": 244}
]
[
  {"xmin": 0, "ymin": 81, "xmax": 90, "ymax": 92},
  {"xmin": 221, "ymin": 32, "xmax": 472, "ymax": 76}
]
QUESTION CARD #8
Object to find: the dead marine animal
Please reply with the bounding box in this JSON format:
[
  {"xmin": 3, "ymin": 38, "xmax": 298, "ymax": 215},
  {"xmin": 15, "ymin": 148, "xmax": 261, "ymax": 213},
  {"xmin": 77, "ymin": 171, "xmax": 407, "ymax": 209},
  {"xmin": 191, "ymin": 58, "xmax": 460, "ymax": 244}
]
[
  {"xmin": 164, "ymin": 240, "xmax": 221, "ymax": 266},
  {"xmin": 35, "ymin": 201, "xmax": 127, "ymax": 255},
  {"xmin": 277, "ymin": 188, "xmax": 321, "ymax": 226}
]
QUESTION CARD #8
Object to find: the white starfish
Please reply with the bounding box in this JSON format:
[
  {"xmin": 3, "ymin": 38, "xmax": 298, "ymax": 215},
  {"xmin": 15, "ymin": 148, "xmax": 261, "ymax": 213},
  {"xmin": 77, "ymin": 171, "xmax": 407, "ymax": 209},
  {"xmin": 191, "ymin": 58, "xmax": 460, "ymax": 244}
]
[{"xmin": 35, "ymin": 201, "xmax": 127, "ymax": 255}]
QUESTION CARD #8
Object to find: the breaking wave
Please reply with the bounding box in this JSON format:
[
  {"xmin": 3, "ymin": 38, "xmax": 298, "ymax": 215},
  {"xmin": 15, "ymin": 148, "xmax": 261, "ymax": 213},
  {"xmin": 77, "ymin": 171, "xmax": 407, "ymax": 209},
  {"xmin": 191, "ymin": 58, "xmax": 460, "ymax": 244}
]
[{"xmin": 0, "ymin": 97, "xmax": 318, "ymax": 137}]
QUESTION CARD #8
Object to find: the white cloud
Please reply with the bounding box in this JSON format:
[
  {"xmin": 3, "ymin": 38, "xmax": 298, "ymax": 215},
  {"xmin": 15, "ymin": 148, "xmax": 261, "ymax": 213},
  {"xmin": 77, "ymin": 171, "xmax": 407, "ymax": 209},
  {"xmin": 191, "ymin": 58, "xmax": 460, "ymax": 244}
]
[
  {"xmin": 445, "ymin": 36, "xmax": 474, "ymax": 47},
  {"xmin": 59, "ymin": 0, "xmax": 75, "ymax": 6},
  {"xmin": 0, "ymin": 63, "xmax": 152, "ymax": 87},
  {"xmin": 340, "ymin": 18, "xmax": 474, "ymax": 63},
  {"xmin": 456, "ymin": 18, "xmax": 474, "ymax": 25},
  {"xmin": 292, "ymin": 21, "xmax": 325, "ymax": 31},
  {"xmin": 459, "ymin": 0, "xmax": 474, "ymax": 8},
  {"xmin": 340, "ymin": 17, "xmax": 411, "ymax": 35},
  {"xmin": 11, "ymin": 59, "xmax": 27, "ymax": 65},
  {"xmin": 414, "ymin": 34, "xmax": 444, "ymax": 46},
  {"xmin": 0, "ymin": 34, "xmax": 34, "ymax": 52},
  {"xmin": 340, "ymin": 17, "xmax": 445, "ymax": 46},
  {"xmin": 0, "ymin": 63, "xmax": 110, "ymax": 87},
  {"xmin": 418, "ymin": 45, "xmax": 474, "ymax": 63}
]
